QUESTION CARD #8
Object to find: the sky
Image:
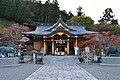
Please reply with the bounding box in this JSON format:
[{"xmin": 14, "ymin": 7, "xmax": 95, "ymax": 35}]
[{"xmin": 40, "ymin": 0, "xmax": 120, "ymax": 24}]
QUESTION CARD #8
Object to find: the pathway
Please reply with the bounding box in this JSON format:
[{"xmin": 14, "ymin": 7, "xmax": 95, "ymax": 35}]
[{"xmin": 25, "ymin": 56, "xmax": 98, "ymax": 80}]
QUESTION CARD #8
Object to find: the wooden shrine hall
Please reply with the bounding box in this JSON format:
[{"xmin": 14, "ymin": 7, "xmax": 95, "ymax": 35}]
[{"xmin": 23, "ymin": 18, "xmax": 97, "ymax": 55}]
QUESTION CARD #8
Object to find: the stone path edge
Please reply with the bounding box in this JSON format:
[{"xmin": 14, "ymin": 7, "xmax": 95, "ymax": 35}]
[
  {"xmin": 77, "ymin": 64, "xmax": 98, "ymax": 80},
  {"xmin": 25, "ymin": 65, "xmax": 45, "ymax": 80},
  {"xmin": 100, "ymin": 63, "xmax": 120, "ymax": 67}
]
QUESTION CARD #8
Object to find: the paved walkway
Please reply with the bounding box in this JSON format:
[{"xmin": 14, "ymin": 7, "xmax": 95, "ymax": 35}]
[{"xmin": 25, "ymin": 56, "xmax": 98, "ymax": 80}]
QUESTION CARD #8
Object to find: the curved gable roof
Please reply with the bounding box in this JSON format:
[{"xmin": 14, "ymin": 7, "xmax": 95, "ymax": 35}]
[
  {"xmin": 45, "ymin": 18, "xmax": 76, "ymax": 31},
  {"xmin": 23, "ymin": 18, "xmax": 98, "ymax": 36}
]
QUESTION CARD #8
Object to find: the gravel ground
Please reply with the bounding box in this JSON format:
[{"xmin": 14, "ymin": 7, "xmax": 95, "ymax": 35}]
[
  {"xmin": 0, "ymin": 62, "xmax": 42, "ymax": 80},
  {"xmin": 78, "ymin": 63, "xmax": 120, "ymax": 80}
]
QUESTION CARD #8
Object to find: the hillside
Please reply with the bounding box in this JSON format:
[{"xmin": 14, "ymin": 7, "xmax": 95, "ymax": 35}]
[
  {"xmin": 0, "ymin": 18, "xmax": 30, "ymax": 46},
  {"xmin": 0, "ymin": 18, "xmax": 13, "ymax": 28}
]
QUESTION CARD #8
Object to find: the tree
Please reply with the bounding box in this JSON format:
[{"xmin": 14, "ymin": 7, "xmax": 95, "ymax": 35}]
[
  {"xmin": 52, "ymin": 0, "xmax": 59, "ymax": 5},
  {"xmin": 58, "ymin": 10, "xmax": 71, "ymax": 22},
  {"xmin": 67, "ymin": 16, "xmax": 94, "ymax": 30},
  {"xmin": 83, "ymin": 31, "xmax": 120, "ymax": 55},
  {"xmin": 68, "ymin": 11, "xmax": 74, "ymax": 19},
  {"xmin": 98, "ymin": 8, "xmax": 118, "ymax": 24},
  {"xmin": 77, "ymin": 6, "xmax": 84, "ymax": 16},
  {"xmin": 0, "ymin": 0, "xmax": 32, "ymax": 23},
  {"xmin": 15, "ymin": 0, "xmax": 32, "ymax": 23},
  {"xmin": 0, "ymin": 23, "xmax": 29, "ymax": 44},
  {"xmin": 67, "ymin": 5, "xmax": 94, "ymax": 30},
  {"xmin": 0, "ymin": 0, "xmax": 72, "ymax": 24},
  {"xmin": 84, "ymin": 31, "xmax": 120, "ymax": 46},
  {"xmin": 0, "ymin": 0, "xmax": 16, "ymax": 21},
  {"xmin": 91, "ymin": 24, "xmax": 120, "ymax": 36},
  {"xmin": 45, "ymin": 0, "xmax": 50, "ymax": 4}
]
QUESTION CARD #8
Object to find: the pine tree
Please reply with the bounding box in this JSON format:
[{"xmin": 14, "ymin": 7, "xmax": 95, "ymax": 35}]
[
  {"xmin": 99, "ymin": 8, "xmax": 118, "ymax": 24},
  {"xmin": 77, "ymin": 6, "xmax": 84, "ymax": 16}
]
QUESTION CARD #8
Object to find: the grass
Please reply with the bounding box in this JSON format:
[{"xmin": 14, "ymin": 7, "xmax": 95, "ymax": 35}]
[{"xmin": 0, "ymin": 18, "xmax": 13, "ymax": 28}]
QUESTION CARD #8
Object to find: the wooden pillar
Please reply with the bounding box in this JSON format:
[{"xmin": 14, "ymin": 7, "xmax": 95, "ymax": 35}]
[
  {"xmin": 52, "ymin": 40, "xmax": 54, "ymax": 54},
  {"xmin": 75, "ymin": 38, "xmax": 78, "ymax": 47},
  {"xmin": 33, "ymin": 36, "xmax": 36, "ymax": 49},
  {"xmin": 44, "ymin": 39, "xmax": 46, "ymax": 54},
  {"xmin": 67, "ymin": 41, "xmax": 69, "ymax": 54}
]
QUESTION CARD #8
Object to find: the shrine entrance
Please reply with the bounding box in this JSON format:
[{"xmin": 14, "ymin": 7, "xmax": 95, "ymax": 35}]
[
  {"xmin": 55, "ymin": 39, "xmax": 67, "ymax": 55},
  {"xmin": 56, "ymin": 45, "xmax": 65, "ymax": 52},
  {"xmin": 51, "ymin": 34, "xmax": 70, "ymax": 55}
]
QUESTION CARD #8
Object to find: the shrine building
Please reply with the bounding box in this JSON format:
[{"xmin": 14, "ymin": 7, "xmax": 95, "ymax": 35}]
[{"xmin": 23, "ymin": 18, "xmax": 97, "ymax": 55}]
